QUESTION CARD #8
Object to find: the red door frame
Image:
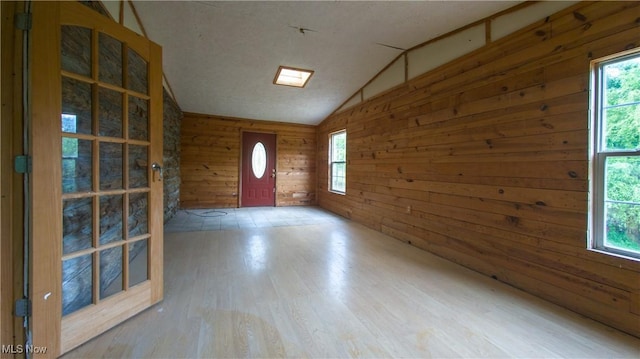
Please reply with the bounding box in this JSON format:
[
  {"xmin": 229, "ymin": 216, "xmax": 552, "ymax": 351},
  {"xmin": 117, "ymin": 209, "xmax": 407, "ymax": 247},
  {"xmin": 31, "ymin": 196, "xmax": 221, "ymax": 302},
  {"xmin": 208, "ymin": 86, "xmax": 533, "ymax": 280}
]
[{"xmin": 241, "ymin": 132, "xmax": 277, "ymax": 207}]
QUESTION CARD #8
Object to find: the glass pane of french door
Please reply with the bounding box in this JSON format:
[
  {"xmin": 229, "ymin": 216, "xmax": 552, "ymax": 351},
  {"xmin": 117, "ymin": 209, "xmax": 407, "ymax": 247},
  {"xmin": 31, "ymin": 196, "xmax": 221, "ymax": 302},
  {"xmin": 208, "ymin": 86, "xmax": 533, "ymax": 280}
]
[{"xmin": 60, "ymin": 24, "xmax": 152, "ymax": 317}]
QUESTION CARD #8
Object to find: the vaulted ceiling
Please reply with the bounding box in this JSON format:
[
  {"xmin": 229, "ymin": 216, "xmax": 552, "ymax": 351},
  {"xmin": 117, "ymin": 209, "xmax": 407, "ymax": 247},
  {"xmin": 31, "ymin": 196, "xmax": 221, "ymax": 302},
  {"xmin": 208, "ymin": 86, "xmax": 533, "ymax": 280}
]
[{"xmin": 133, "ymin": 1, "xmax": 521, "ymax": 125}]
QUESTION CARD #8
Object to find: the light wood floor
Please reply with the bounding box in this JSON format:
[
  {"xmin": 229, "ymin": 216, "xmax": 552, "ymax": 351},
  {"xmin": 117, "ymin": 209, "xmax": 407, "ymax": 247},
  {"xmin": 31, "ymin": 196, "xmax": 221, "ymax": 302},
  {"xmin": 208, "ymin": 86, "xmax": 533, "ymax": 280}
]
[{"xmin": 63, "ymin": 216, "xmax": 640, "ymax": 358}]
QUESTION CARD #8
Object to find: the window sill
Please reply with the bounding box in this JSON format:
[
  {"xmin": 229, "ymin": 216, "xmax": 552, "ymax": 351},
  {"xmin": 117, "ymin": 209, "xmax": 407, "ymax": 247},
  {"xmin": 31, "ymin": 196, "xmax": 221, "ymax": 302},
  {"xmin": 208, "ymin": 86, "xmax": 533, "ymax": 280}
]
[
  {"xmin": 328, "ymin": 190, "xmax": 346, "ymax": 196},
  {"xmin": 588, "ymin": 247, "xmax": 640, "ymax": 263}
]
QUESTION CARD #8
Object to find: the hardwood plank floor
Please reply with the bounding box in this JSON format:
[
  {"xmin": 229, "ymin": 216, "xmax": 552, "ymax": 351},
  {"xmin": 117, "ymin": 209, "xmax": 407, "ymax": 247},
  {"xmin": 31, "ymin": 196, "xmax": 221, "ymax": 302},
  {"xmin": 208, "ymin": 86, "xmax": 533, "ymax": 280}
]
[{"xmin": 63, "ymin": 213, "xmax": 640, "ymax": 358}]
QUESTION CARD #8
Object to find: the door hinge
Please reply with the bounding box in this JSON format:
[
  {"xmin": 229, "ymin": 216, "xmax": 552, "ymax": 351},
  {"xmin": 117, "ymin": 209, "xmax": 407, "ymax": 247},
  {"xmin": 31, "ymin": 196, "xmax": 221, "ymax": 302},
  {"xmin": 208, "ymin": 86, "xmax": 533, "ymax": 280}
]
[
  {"xmin": 14, "ymin": 13, "xmax": 32, "ymax": 31},
  {"xmin": 14, "ymin": 155, "xmax": 32, "ymax": 174},
  {"xmin": 14, "ymin": 298, "xmax": 31, "ymax": 317}
]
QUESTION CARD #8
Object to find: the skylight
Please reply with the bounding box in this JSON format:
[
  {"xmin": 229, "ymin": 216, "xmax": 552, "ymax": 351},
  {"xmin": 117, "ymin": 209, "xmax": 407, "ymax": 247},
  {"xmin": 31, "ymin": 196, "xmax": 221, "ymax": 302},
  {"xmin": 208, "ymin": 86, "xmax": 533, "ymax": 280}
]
[{"xmin": 273, "ymin": 66, "xmax": 314, "ymax": 88}]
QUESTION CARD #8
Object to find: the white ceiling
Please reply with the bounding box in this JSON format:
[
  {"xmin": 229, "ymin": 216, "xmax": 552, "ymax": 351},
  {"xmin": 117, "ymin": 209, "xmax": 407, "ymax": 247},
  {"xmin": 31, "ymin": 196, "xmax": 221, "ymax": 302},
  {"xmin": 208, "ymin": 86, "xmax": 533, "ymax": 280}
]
[{"xmin": 133, "ymin": 1, "xmax": 521, "ymax": 125}]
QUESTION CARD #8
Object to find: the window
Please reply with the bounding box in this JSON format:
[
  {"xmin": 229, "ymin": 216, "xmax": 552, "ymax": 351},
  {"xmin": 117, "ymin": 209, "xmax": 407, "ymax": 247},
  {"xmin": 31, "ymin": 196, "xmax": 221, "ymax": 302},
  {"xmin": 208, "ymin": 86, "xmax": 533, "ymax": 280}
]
[
  {"xmin": 329, "ymin": 130, "xmax": 346, "ymax": 193},
  {"xmin": 251, "ymin": 142, "xmax": 267, "ymax": 179},
  {"xmin": 590, "ymin": 50, "xmax": 640, "ymax": 259},
  {"xmin": 62, "ymin": 114, "xmax": 79, "ymax": 192},
  {"xmin": 273, "ymin": 66, "xmax": 314, "ymax": 88}
]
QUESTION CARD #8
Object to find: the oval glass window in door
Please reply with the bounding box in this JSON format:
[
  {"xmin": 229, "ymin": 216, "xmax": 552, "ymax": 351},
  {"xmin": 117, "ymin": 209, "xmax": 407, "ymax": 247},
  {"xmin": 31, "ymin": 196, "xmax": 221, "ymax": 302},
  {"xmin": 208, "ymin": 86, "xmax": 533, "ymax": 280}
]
[{"xmin": 252, "ymin": 142, "xmax": 267, "ymax": 179}]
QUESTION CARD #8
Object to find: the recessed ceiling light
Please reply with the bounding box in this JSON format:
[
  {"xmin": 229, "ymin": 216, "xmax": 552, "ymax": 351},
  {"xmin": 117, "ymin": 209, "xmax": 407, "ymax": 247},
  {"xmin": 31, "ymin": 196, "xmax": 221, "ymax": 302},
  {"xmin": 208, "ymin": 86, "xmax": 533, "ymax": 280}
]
[{"xmin": 273, "ymin": 66, "xmax": 314, "ymax": 88}]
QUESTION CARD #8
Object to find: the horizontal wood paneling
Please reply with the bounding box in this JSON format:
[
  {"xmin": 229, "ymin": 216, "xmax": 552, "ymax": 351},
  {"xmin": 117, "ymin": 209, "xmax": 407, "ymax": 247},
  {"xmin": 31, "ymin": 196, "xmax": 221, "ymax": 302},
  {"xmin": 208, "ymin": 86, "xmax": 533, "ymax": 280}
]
[
  {"xmin": 317, "ymin": 1, "xmax": 640, "ymax": 337},
  {"xmin": 181, "ymin": 114, "xmax": 316, "ymax": 208}
]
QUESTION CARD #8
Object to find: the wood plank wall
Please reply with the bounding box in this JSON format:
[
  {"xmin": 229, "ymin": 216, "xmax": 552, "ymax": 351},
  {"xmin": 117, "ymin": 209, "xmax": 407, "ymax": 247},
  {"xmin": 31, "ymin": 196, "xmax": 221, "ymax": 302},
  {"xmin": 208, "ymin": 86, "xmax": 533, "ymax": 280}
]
[
  {"xmin": 0, "ymin": 0, "xmax": 23, "ymax": 349},
  {"xmin": 180, "ymin": 113, "xmax": 316, "ymax": 208},
  {"xmin": 317, "ymin": 1, "xmax": 640, "ymax": 337}
]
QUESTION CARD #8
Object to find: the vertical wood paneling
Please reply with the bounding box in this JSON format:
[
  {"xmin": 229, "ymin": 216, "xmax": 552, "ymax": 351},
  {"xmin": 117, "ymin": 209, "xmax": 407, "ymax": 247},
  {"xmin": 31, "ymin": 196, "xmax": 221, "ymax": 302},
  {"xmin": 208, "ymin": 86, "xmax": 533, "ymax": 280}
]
[
  {"xmin": 180, "ymin": 113, "xmax": 316, "ymax": 208},
  {"xmin": 317, "ymin": 2, "xmax": 640, "ymax": 337},
  {"xmin": 31, "ymin": 2, "xmax": 63, "ymax": 354},
  {"xmin": 0, "ymin": 0, "xmax": 23, "ymax": 350}
]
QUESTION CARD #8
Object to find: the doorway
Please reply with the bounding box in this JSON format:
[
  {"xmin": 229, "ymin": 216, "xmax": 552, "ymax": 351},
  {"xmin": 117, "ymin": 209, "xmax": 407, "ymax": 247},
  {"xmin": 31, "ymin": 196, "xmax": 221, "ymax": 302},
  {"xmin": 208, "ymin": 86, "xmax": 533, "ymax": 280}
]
[{"xmin": 241, "ymin": 132, "xmax": 276, "ymax": 207}]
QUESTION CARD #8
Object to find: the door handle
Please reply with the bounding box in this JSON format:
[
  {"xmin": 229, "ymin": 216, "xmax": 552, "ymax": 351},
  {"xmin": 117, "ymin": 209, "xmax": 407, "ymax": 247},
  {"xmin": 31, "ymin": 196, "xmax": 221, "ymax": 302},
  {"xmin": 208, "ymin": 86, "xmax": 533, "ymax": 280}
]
[
  {"xmin": 151, "ymin": 162, "xmax": 163, "ymax": 182},
  {"xmin": 271, "ymin": 168, "xmax": 276, "ymax": 178}
]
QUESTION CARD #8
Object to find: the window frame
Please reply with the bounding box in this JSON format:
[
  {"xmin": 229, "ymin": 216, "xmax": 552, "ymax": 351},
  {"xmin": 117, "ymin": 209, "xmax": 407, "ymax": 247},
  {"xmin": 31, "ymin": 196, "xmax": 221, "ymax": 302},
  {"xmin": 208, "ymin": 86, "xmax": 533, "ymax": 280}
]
[
  {"xmin": 329, "ymin": 129, "xmax": 347, "ymax": 194},
  {"xmin": 589, "ymin": 48, "xmax": 640, "ymax": 260}
]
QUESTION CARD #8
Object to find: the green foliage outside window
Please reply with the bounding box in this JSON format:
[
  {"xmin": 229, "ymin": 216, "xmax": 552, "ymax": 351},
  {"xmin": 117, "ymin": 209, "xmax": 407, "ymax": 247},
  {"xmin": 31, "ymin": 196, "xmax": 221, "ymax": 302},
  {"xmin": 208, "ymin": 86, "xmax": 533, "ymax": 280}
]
[
  {"xmin": 600, "ymin": 56, "xmax": 640, "ymax": 255},
  {"xmin": 330, "ymin": 131, "xmax": 346, "ymax": 193}
]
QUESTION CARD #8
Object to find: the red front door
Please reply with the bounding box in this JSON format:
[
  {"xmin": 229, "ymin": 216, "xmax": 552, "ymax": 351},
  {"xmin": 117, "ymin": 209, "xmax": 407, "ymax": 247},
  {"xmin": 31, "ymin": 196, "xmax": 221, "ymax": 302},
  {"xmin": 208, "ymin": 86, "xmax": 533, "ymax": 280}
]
[{"xmin": 242, "ymin": 132, "xmax": 276, "ymax": 207}]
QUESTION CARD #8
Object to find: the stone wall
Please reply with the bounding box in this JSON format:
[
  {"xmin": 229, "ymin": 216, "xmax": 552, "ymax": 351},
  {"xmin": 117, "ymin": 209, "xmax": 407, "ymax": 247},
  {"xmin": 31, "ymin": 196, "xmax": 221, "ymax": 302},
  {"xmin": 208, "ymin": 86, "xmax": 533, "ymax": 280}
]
[
  {"xmin": 61, "ymin": 1, "xmax": 183, "ymax": 316},
  {"xmin": 162, "ymin": 89, "xmax": 182, "ymax": 222},
  {"xmin": 79, "ymin": 0, "xmax": 183, "ymax": 222}
]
